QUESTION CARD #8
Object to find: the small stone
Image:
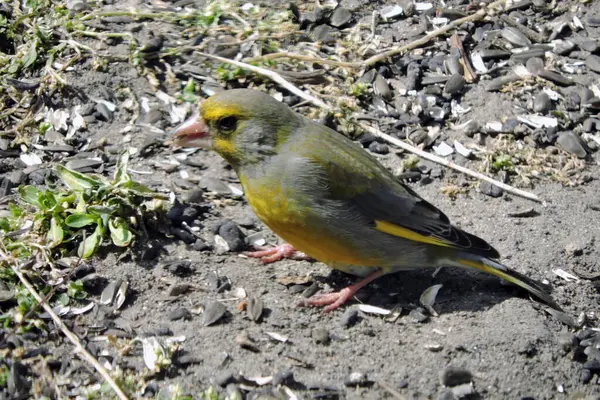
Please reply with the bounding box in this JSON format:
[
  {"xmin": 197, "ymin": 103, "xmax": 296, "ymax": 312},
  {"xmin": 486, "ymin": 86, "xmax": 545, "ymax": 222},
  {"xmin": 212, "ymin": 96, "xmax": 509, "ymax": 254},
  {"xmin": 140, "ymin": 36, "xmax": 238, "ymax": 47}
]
[
  {"xmin": 526, "ymin": 57, "xmax": 545, "ymax": 75},
  {"xmin": 368, "ymin": 141, "xmax": 389, "ymax": 154},
  {"xmin": 312, "ymin": 24, "xmax": 332, "ymax": 42},
  {"xmin": 340, "ymin": 309, "xmax": 360, "ymax": 327},
  {"xmin": 533, "ymin": 92, "xmax": 551, "ymax": 114},
  {"xmin": 171, "ymin": 228, "xmax": 196, "ymax": 244},
  {"xmin": 581, "ymin": 369, "xmax": 593, "ymax": 384},
  {"xmin": 501, "ymin": 26, "xmax": 531, "ymax": 47},
  {"xmin": 586, "ymin": 55, "xmax": 600, "ymax": 73},
  {"xmin": 169, "ymin": 307, "xmax": 191, "ymax": 321},
  {"xmin": 199, "ymin": 176, "xmax": 232, "ymax": 195},
  {"xmin": 580, "ymin": 40, "xmax": 599, "ymax": 53},
  {"xmin": 408, "ymin": 308, "xmax": 429, "ymax": 323},
  {"xmin": 557, "ymin": 131, "xmax": 588, "ymax": 158},
  {"xmin": 440, "ymin": 367, "xmax": 472, "ymax": 387},
  {"xmin": 479, "ymin": 181, "xmax": 503, "ymax": 198},
  {"xmin": 246, "ymin": 297, "xmax": 264, "ymax": 322},
  {"xmin": 344, "ymin": 372, "xmax": 372, "ymax": 387},
  {"xmin": 583, "ymin": 359, "xmax": 600, "ymax": 372},
  {"xmin": 312, "ymin": 327, "xmax": 330, "ymax": 344},
  {"xmin": 65, "ymin": 158, "xmax": 103, "ymax": 171},
  {"xmin": 218, "ymin": 221, "xmax": 246, "ymax": 252},
  {"xmin": 380, "ymin": 5, "xmax": 404, "ymax": 19},
  {"xmin": 95, "ymin": 102, "xmax": 113, "ymax": 121},
  {"xmin": 443, "ymin": 74, "xmax": 465, "ymax": 95},
  {"xmin": 330, "ymin": 7, "xmax": 352, "ymax": 27},
  {"xmin": 272, "ymin": 370, "xmax": 296, "ymax": 386},
  {"xmin": 213, "ymin": 371, "xmax": 236, "ymax": 387},
  {"xmin": 436, "ymin": 390, "xmax": 457, "ymax": 400},
  {"xmin": 358, "ymin": 69, "xmax": 377, "ymax": 84}
]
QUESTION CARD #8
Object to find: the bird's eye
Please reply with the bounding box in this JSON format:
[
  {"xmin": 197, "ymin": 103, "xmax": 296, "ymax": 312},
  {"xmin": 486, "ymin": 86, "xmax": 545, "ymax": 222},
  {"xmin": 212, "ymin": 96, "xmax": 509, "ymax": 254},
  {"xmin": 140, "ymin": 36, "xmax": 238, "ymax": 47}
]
[{"xmin": 216, "ymin": 116, "xmax": 237, "ymax": 132}]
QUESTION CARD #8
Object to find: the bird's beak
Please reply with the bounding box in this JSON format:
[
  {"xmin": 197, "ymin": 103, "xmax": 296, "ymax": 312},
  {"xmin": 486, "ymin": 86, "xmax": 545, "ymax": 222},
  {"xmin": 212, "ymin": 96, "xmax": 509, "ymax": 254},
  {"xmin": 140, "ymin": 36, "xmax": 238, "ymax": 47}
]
[{"xmin": 165, "ymin": 113, "xmax": 212, "ymax": 148}]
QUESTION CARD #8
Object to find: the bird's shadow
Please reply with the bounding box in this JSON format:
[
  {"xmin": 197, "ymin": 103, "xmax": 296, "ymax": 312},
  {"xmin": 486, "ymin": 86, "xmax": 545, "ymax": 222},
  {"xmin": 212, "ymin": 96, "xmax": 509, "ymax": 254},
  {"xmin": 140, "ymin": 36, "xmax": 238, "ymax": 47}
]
[{"xmin": 314, "ymin": 267, "xmax": 552, "ymax": 314}]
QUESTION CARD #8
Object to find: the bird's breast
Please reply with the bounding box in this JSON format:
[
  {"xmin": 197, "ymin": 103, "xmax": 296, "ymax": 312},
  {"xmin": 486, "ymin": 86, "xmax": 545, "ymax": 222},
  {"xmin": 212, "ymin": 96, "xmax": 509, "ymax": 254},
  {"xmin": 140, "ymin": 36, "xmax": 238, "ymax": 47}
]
[{"xmin": 241, "ymin": 177, "xmax": 381, "ymax": 269}]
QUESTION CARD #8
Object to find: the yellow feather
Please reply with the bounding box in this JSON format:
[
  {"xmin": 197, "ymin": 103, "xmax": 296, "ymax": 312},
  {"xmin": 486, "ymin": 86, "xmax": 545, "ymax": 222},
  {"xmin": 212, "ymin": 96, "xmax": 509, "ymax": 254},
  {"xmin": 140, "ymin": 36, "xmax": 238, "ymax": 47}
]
[
  {"xmin": 374, "ymin": 220, "xmax": 453, "ymax": 248},
  {"xmin": 201, "ymin": 102, "xmax": 242, "ymax": 121},
  {"xmin": 213, "ymin": 137, "xmax": 237, "ymax": 158}
]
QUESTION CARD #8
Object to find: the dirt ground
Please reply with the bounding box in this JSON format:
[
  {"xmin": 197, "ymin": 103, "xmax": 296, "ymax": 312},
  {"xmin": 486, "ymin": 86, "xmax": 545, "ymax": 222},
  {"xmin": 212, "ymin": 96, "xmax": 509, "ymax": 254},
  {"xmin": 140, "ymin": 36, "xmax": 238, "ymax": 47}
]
[{"xmin": 3, "ymin": 0, "xmax": 600, "ymax": 399}]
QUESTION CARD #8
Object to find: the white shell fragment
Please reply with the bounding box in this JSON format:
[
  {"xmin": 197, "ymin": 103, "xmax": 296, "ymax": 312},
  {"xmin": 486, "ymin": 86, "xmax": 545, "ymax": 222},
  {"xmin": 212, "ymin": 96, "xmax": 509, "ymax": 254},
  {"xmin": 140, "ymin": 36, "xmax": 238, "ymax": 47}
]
[
  {"xmin": 552, "ymin": 269, "xmax": 579, "ymax": 282},
  {"xmin": 380, "ymin": 5, "xmax": 404, "ymax": 19},
  {"xmin": 265, "ymin": 331, "xmax": 289, "ymax": 343},
  {"xmin": 358, "ymin": 304, "xmax": 392, "ymax": 315},
  {"xmin": 432, "ymin": 141, "xmax": 454, "ymax": 157},
  {"xmin": 20, "ymin": 153, "xmax": 42, "ymax": 166},
  {"xmin": 517, "ymin": 115, "xmax": 558, "ymax": 129},
  {"xmin": 486, "ymin": 121, "xmax": 504, "ymax": 132},
  {"xmin": 454, "ymin": 140, "xmax": 472, "ymax": 158}
]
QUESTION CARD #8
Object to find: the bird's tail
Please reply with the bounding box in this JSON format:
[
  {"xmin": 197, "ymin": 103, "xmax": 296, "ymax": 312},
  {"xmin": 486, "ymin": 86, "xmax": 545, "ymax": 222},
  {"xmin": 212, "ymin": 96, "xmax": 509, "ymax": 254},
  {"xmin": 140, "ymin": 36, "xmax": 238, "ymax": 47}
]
[{"xmin": 448, "ymin": 254, "xmax": 562, "ymax": 311}]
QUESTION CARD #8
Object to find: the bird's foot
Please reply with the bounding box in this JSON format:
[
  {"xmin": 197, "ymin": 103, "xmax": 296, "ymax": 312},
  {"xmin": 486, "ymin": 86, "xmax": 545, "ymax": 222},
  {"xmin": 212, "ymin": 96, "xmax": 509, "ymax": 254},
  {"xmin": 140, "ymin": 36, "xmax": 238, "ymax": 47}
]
[
  {"xmin": 298, "ymin": 269, "xmax": 386, "ymax": 313},
  {"xmin": 244, "ymin": 243, "xmax": 310, "ymax": 264},
  {"xmin": 298, "ymin": 287, "xmax": 357, "ymax": 313}
]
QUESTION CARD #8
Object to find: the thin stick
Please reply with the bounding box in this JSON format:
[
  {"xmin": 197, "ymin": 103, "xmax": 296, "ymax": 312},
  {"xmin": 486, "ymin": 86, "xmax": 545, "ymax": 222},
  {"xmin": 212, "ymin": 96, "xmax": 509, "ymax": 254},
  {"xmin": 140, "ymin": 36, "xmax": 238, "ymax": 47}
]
[
  {"xmin": 193, "ymin": 52, "xmax": 329, "ymax": 109},
  {"xmin": 360, "ymin": 124, "xmax": 541, "ymax": 202},
  {"xmin": 0, "ymin": 250, "xmax": 129, "ymax": 400},
  {"xmin": 377, "ymin": 380, "xmax": 408, "ymax": 400},
  {"xmin": 198, "ymin": 54, "xmax": 542, "ymax": 203},
  {"xmin": 244, "ymin": 0, "xmax": 507, "ymax": 69}
]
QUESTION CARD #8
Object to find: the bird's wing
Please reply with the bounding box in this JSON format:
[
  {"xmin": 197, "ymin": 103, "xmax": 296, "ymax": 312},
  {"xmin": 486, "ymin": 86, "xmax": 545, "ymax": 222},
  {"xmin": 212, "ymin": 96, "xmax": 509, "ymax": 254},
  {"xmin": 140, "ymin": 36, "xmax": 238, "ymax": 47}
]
[{"xmin": 294, "ymin": 121, "xmax": 500, "ymax": 259}]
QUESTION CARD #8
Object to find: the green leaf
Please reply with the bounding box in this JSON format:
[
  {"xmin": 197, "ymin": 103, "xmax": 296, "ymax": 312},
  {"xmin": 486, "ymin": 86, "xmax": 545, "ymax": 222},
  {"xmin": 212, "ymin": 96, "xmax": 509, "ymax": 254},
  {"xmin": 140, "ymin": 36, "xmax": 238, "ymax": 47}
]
[
  {"xmin": 65, "ymin": 213, "xmax": 97, "ymax": 228},
  {"xmin": 113, "ymin": 150, "xmax": 131, "ymax": 184},
  {"xmin": 55, "ymin": 292, "xmax": 69, "ymax": 307},
  {"xmin": 18, "ymin": 186, "xmax": 42, "ymax": 208},
  {"xmin": 55, "ymin": 165, "xmax": 104, "ymax": 191},
  {"xmin": 182, "ymin": 79, "xmax": 197, "ymax": 103},
  {"xmin": 87, "ymin": 205, "xmax": 118, "ymax": 216},
  {"xmin": 22, "ymin": 43, "xmax": 38, "ymax": 69},
  {"xmin": 39, "ymin": 191, "xmax": 58, "ymax": 211},
  {"xmin": 109, "ymin": 218, "xmax": 133, "ymax": 247},
  {"xmin": 67, "ymin": 280, "xmax": 87, "ymax": 300},
  {"xmin": 47, "ymin": 217, "xmax": 64, "ymax": 248},
  {"xmin": 77, "ymin": 225, "xmax": 103, "ymax": 258}
]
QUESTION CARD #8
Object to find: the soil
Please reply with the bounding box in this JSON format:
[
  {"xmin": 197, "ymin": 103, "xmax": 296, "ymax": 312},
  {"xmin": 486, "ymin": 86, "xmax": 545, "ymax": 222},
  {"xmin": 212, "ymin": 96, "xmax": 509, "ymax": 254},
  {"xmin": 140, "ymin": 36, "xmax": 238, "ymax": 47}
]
[{"xmin": 2, "ymin": 0, "xmax": 600, "ymax": 399}]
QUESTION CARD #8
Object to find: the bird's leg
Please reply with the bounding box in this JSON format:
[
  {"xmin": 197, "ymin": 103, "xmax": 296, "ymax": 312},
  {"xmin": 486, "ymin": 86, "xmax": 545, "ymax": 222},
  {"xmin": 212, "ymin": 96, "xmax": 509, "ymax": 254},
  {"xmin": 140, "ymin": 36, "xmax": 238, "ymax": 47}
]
[
  {"xmin": 299, "ymin": 269, "xmax": 386, "ymax": 313},
  {"xmin": 244, "ymin": 243, "xmax": 311, "ymax": 264}
]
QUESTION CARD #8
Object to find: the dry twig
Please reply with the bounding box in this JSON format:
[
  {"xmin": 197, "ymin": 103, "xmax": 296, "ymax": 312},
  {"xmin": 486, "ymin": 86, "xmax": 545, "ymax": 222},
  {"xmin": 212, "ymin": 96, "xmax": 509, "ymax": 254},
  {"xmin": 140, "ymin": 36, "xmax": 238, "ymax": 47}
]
[
  {"xmin": 244, "ymin": 0, "xmax": 508, "ymax": 69},
  {"xmin": 199, "ymin": 54, "xmax": 542, "ymax": 203},
  {"xmin": 0, "ymin": 246, "xmax": 129, "ymax": 400}
]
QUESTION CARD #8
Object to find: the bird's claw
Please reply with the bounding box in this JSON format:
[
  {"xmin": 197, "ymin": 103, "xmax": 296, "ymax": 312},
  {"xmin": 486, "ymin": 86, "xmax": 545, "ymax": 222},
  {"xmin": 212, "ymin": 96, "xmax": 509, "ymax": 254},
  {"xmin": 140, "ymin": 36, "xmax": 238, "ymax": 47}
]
[
  {"xmin": 298, "ymin": 288, "xmax": 355, "ymax": 313},
  {"xmin": 244, "ymin": 243, "xmax": 310, "ymax": 264}
]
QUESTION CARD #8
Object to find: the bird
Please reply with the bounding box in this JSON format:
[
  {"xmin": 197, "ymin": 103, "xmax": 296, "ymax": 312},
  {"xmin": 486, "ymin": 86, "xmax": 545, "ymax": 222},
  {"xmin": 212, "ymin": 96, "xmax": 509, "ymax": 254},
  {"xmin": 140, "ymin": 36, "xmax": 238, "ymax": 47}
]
[{"xmin": 167, "ymin": 88, "xmax": 560, "ymax": 313}]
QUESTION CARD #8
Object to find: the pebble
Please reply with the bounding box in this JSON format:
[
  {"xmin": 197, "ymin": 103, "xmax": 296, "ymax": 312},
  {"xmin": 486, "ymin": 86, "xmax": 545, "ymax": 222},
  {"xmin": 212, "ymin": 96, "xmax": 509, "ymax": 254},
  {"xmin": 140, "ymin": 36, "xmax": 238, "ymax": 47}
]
[
  {"xmin": 95, "ymin": 102, "xmax": 113, "ymax": 121},
  {"xmin": 272, "ymin": 370, "xmax": 296, "ymax": 386},
  {"xmin": 580, "ymin": 40, "xmax": 599, "ymax": 53},
  {"xmin": 440, "ymin": 367, "xmax": 472, "ymax": 387},
  {"xmin": 340, "ymin": 308, "xmax": 360, "ymax": 327},
  {"xmin": 163, "ymin": 260, "xmax": 194, "ymax": 277},
  {"xmin": 501, "ymin": 26, "xmax": 531, "ymax": 47},
  {"xmin": 213, "ymin": 371, "xmax": 236, "ymax": 387},
  {"xmin": 533, "ymin": 92, "xmax": 551, "ymax": 114},
  {"xmin": 344, "ymin": 372, "xmax": 371, "ymax": 387},
  {"xmin": 585, "ymin": 55, "xmax": 600, "ymax": 73},
  {"xmin": 408, "ymin": 308, "xmax": 429, "ymax": 323},
  {"xmin": 443, "ymin": 74, "xmax": 465, "ymax": 96},
  {"xmin": 479, "ymin": 181, "xmax": 503, "ymax": 198},
  {"xmin": 171, "ymin": 228, "xmax": 196, "ymax": 244},
  {"xmin": 557, "ymin": 131, "xmax": 588, "ymax": 158},
  {"xmin": 218, "ymin": 221, "xmax": 246, "ymax": 252},
  {"xmin": 582, "ymin": 118, "xmax": 597, "ymax": 133},
  {"xmin": 437, "ymin": 390, "xmax": 457, "ymax": 400},
  {"xmin": 330, "ymin": 7, "xmax": 352, "ymax": 27},
  {"xmin": 312, "ymin": 24, "xmax": 332, "ymax": 42},
  {"xmin": 199, "ymin": 176, "xmax": 232, "ymax": 195},
  {"xmin": 65, "ymin": 158, "xmax": 103, "ymax": 171},
  {"xmin": 368, "ymin": 141, "xmax": 389, "ymax": 154},
  {"xmin": 526, "ymin": 57, "xmax": 545, "ymax": 75},
  {"xmin": 169, "ymin": 307, "xmax": 191, "ymax": 321},
  {"xmin": 312, "ymin": 327, "xmax": 330, "ymax": 344}
]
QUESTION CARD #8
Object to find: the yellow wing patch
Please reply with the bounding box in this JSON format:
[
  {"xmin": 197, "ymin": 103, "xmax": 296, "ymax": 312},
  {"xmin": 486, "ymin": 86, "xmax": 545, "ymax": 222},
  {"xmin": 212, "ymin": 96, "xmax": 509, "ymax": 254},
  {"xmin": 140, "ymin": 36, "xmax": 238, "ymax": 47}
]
[{"xmin": 374, "ymin": 220, "xmax": 453, "ymax": 249}]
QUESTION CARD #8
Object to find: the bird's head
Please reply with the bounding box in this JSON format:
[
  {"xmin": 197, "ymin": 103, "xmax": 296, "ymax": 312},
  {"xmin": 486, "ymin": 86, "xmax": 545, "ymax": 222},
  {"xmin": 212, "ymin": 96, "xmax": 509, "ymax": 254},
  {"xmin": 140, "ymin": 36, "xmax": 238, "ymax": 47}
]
[{"xmin": 168, "ymin": 89, "xmax": 300, "ymax": 169}]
